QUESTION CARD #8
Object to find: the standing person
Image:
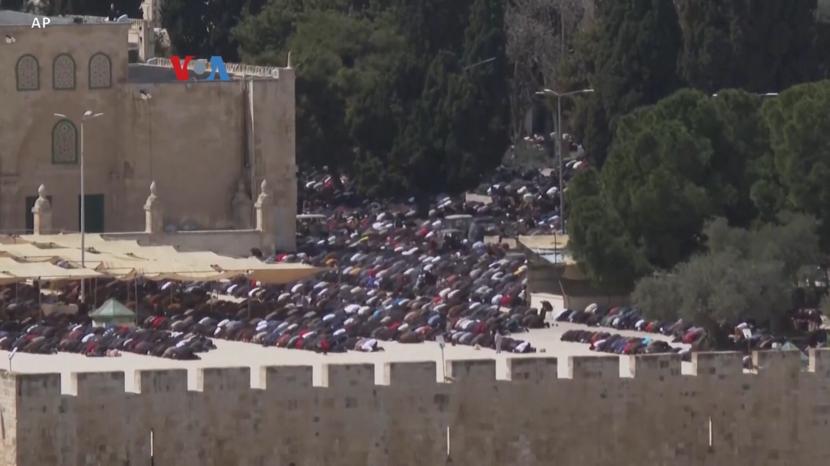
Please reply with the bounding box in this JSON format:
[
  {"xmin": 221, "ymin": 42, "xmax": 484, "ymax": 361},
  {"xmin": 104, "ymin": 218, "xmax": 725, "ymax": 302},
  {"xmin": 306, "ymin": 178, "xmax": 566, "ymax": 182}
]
[
  {"xmin": 494, "ymin": 329, "xmax": 504, "ymax": 354},
  {"xmin": 446, "ymin": 319, "xmax": 456, "ymax": 346}
]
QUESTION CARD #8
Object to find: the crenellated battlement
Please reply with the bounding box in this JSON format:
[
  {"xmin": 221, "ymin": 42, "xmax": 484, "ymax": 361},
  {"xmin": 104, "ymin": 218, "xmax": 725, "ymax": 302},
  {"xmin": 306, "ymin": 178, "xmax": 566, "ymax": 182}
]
[
  {"xmin": 5, "ymin": 350, "xmax": 827, "ymax": 397},
  {"xmin": 133, "ymin": 368, "xmax": 188, "ymax": 394},
  {"xmin": 4, "ymin": 350, "xmax": 830, "ymax": 466},
  {"xmin": 628, "ymin": 353, "xmax": 682, "ymax": 379},
  {"xmin": 691, "ymin": 350, "xmax": 744, "ymax": 377},
  {"xmin": 320, "ymin": 363, "xmax": 374, "ymax": 389},
  {"xmin": 506, "ymin": 357, "xmax": 558, "ymax": 383},
  {"xmin": 567, "ymin": 354, "xmax": 619, "ymax": 379}
]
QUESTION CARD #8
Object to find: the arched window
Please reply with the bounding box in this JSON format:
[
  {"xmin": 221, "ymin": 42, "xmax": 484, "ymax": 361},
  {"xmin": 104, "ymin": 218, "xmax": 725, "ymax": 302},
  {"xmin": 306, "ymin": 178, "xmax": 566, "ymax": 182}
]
[
  {"xmin": 53, "ymin": 54, "xmax": 75, "ymax": 90},
  {"xmin": 88, "ymin": 52, "xmax": 112, "ymax": 89},
  {"xmin": 16, "ymin": 54, "xmax": 39, "ymax": 91},
  {"xmin": 52, "ymin": 119, "xmax": 78, "ymax": 164}
]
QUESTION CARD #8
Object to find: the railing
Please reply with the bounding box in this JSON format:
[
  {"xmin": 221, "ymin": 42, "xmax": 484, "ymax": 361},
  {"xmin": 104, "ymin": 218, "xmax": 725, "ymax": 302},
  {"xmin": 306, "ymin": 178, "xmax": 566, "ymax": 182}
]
[{"xmin": 145, "ymin": 57, "xmax": 282, "ymax": 79}]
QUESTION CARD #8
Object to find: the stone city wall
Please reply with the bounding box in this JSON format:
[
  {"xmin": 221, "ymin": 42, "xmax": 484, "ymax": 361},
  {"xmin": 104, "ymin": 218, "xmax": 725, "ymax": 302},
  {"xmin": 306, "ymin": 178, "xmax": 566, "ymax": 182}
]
[{"xmin": 2, "ymin": 350, "xmax": 830, "ymax": 465}]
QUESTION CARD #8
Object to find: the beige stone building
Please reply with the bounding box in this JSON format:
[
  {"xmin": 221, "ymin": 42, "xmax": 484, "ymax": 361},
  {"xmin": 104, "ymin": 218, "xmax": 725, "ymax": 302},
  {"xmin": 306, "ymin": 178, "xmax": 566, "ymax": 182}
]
[{"xmin": 0, "ymin": 10, "xmax": 297, "ymax": 250}]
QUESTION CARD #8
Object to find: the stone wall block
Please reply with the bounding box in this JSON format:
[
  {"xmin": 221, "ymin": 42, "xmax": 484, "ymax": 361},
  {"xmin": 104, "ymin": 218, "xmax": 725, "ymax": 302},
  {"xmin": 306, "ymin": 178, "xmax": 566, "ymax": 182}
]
[
  {"xmin": 568, "ymin": 356, "xmax": 619, "ymax": 380},
  {"xmin": 753, "ymin": 350, "xmax": 802, "ymax": 379},
  {"xmin": 14, "ymin": 373, "xmax": 61, "ymax": 398},
  {"xmin": 506, "ymin": 357, "xmax": 558, "ymax": 383},
  {"xmin": 691, "ymin": 352, "xmax": 744, "ymax": 377},
  {"xmin": 194, "ymin": 367, "xmax": 251, "ymax": 393},
  {"xmin": 135, "ymin": 369, "xmax": 188, "ymax": 395},
  {"xmin": 384, "ymin": 361, "xmax": 437, "ymax": 387},
  {"xmin": 262, "ymin": 365, "xmax": 313, "ymax": 392},
  {"xmin": 446, "ymin": 359, "xmax": 497, "ymax": 383},
  {"xmin": 69, "ymin": 372, "xmax": 125, "ymax": 398},
  {"xmin": 629, "ymin": 354, "xmax": 682, "ymax": 380},
  {"xmin": 321, "ymin": 364, "xmax": 374, "ymax": 389}
]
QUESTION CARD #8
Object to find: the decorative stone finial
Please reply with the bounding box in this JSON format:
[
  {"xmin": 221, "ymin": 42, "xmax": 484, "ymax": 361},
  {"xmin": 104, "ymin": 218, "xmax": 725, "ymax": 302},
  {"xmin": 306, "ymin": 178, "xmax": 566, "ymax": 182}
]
[
  {"xmin": 144, "ymin": 180, "xmax": 163, "ymax": 234},
  {"xmin": 144, "ymin": 181, "xmax": 159, "ymax": 209},
  {"xmin": 32, "ymin": 184, "xmax": 52, "ymax": 235},
  {"xmin": 254, "ymin": 179, "xmax": 273, "ymax": 233}
]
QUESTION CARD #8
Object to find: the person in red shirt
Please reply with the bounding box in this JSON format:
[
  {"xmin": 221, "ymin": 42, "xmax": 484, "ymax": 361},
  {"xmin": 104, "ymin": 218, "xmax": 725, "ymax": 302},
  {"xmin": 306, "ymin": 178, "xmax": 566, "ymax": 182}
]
[{"xmin": 319, "ymin": 335, "xmax": 330, "ymax": 355}]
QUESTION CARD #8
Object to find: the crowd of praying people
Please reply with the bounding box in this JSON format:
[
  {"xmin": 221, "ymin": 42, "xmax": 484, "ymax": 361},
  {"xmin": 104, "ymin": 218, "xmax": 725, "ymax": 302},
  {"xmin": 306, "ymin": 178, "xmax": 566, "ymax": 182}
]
[
  {"xmin": 299, "ymin": 164, "xmax": 577, "ymax": 238},
  {"xmin": 136, "ymin": 257, "xmax": 544, "ymax": 356},
  {"xmin": 0, "ymin": 167, "xmax": 568, "ymax": 359},
  {"xmin": 0, "ymin": 314, "xmax": 214, "ymax": 359},
  {"xmin": 0, "ymin": 165, "xmax": 822, "ymax": 362},
  {"xmin": 560, "ymin": 329, "xmax": 681, "ymax": 356},
  {"xmin": 554, "ymin": 304, "xmax": 708, "ymax": 346}
]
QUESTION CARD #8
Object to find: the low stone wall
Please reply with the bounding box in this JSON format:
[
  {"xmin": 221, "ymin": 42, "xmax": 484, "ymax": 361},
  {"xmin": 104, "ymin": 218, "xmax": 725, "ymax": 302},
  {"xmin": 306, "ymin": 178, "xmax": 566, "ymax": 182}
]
[{"xmin": 3, "ymin": 350, "xmax": 830, "ymax": 465}]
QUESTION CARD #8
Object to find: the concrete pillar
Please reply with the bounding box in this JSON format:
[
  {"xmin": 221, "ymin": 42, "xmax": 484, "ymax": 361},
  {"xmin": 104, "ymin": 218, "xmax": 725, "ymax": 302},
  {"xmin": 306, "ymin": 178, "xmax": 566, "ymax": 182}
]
[
  {"xmin": 232, "ymin": 179, "xmax": 253, "ymax": 229},
  {"xmin": 143, "ymin": 181, "xmax": 163, "ymax": 234},
  {"xmin": 254, "ymin": 179, "xmax": 272, "ymax": 234},
  {"xmin": 135, "ymin": 20, "xmax": 155, "ymax": 61},
  {"xmin": 141, "ymin": 0, "xmax": 163, "ymax": 27},
  {"xmin": 31, "ymin": 184, "xmax": 52, "ymax": 235}
]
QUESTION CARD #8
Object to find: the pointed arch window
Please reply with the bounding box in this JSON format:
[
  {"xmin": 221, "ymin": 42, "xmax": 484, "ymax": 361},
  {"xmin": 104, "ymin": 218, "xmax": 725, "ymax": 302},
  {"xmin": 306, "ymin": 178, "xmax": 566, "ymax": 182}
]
[
  {"xmin": 53, "ymin": 53, "xmax": 76, "ymax": 90},
  {"xmin": 16, "ymin": 54, "xmax": 39, "ymax": 91},
  {"xmin": 89, "ymin": 52, "xmax": 112, "ymax": 89},
  {"xmin": 52, "ymin": 119, "xmax": 78, "ymax": 164}
]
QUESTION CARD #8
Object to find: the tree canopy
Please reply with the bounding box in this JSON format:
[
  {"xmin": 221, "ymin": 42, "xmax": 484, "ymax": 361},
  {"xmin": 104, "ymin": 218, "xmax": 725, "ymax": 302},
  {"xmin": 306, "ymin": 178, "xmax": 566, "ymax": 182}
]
[
  {"xmin": 568, "ymin": 88, "xmax": 770, "ymax": 287},
  {"xmin": 20, "ymin": 0, "xmax": 829, "ymax": 204},
  {"xmin": 759, "ymin": 81, "xmax": 830, "ymax": 250},
  {"xmin": 633, "ymin": 214, "xmax": 820, "ymax": 346},
  {"xmin": 570, "ymin": 0, "xmax": 683, "ymax": 166},
  {"xmin": 676, "ymin": 0, "xmax": 821, "ymax": 94},
  {"xmin": 234, "ymin": 0, "xmax": 509, "ymax": 197}
]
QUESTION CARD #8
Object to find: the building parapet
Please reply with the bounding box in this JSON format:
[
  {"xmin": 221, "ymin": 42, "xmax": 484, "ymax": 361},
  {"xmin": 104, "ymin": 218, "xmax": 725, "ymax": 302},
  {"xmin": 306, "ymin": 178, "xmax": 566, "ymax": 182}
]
[{"xmin": 145, "ymin": 57, "xmax": 283, "ymax": 79}]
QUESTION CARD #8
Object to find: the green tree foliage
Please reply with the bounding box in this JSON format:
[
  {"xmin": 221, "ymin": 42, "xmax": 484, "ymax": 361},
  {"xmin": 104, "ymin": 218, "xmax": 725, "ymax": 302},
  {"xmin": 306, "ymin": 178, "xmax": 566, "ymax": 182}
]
[
  {"xmin": 704, "ymin": 214, "xmax": 821, "ymax": 281},
  {"xmin": 634, "ymin": 250, "xmax": 790, "ymax": 347},
  {"xmin": 572, "ymin": 0, "xmax": 682, "ymax": 166},
  {"xmin": 162, "ymin": 0, "xmax": 265, "ymax": 60},
  {"xmin": 234, "ymin": 0, "xmax": 509, "ymax": 197},
  {"xmin": 237, "ymin": 1, "xmax": 406, "ymax": 176},
  {"xmin": 759, "ymin": 81, "xmax": 830, "ymax": 251},
  {"xmin": 160, "ymin": 0, "xmax": 210, "ymax": 56},
  {"xmin": 566, "ymin": 169, "xmax": 650, "ymax": 291},
  {"xmin": 569, "ymin": 88, "xmax": 768, "ymax": 286},
  {"xmin": 704, "ymin": 89, "xmax": 770, "ymax": 225},
  {"xmin": 633, "ymin": 214, "xmax": 820, "ymax": 347},
  {"xmin": 383, "ymin": 0, "xmax": 509, "ymax": 195},
  {"xmin": 676, "ymin": 0, "xmax": 821, "ymax": 94}
]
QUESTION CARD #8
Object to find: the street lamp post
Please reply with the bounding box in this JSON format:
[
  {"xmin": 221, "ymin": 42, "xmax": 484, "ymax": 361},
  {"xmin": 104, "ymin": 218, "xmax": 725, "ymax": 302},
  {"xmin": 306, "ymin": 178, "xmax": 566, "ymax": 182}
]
[
  {"xmin": 53, "ymin": 110, "xmax": 104, "ymax": 303},
  {"xmin": 535, "ymin": 88, "xmax": 594, "ymax": 234}
]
